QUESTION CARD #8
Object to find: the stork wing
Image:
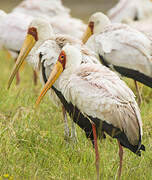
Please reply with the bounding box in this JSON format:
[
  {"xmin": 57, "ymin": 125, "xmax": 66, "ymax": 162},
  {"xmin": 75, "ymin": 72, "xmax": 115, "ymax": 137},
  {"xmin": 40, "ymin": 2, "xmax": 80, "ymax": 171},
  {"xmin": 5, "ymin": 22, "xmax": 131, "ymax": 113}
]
[
  {"xmin": 13, "ymin": 0, "xmax": 70, "ymax": 18},
  {"xmin": 62, "ymin": 63, "xmax": 142, "ymax": 145},
  {"xmin": 127, "ymin": 18, "xmax": 152, "ymax": 39},
  {"xmin": 0, "ymin": 12, "xmax": 32, "ymax": 51},
  {"xmin": 91, "ymin": 23, "xmax": 152, "ymax": 77}
]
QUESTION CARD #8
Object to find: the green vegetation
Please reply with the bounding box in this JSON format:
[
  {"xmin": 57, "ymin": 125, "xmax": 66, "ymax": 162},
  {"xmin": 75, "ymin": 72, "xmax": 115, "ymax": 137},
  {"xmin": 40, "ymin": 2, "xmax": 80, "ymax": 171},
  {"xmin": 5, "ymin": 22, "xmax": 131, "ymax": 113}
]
[{"xmin": 0, "ymin": 50, "xmax": 152, "ymax": 180}]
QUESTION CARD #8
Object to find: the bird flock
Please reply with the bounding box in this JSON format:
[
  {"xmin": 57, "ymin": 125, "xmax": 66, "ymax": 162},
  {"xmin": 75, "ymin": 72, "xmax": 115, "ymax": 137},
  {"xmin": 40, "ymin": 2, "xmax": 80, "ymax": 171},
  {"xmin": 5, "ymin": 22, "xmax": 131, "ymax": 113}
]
[{"xmin": 1, "ymin": 0, "xmax": 152, "ymax": 179}]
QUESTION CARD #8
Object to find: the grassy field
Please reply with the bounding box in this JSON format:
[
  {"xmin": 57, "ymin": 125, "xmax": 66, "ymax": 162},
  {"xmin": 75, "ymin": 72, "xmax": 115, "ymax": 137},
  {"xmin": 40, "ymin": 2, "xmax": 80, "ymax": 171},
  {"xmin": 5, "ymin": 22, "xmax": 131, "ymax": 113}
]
[{"xmin": 0, "ymin": 50, "xmax": 152, "ymax": 180}]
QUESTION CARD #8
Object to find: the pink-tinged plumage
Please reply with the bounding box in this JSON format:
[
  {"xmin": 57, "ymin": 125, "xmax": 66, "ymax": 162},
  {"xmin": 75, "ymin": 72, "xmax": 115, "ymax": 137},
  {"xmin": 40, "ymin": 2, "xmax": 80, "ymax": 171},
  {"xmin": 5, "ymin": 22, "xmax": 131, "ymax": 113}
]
[
  {"xmin": 13, "ymin": 0, "xmax": 70, "ymax": 18},
  {"xmin": 124, "ymin": 17, "xmax": 152, "ymax": 40},
  {"xmin": 37, "ymin": 44, "xmax": 145, "ymax": 179},
  {"xmin": 59, "ymin": 62, "xmax": 142, "ymax": 145},
  {"xmin": 0, "ymin": 12, "xmax": 32, "ymax": 55},
  {"xmin": 108, "ymin": 0, "xmax": 152, "ymax": 23}
]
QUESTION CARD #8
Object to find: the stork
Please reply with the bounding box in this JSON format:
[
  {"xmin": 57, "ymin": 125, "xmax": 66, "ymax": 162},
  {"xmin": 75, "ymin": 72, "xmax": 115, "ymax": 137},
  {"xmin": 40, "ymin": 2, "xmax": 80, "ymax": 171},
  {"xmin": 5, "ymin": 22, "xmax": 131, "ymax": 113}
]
[
  {"xmin": 7, "ymin": 18, "xmax": 86, "ymax": 141},
  {"xmin": 36, "ymin": 44, "xmax": 145, "ymax": 180},
  {"xmin": 107, "ymin": 0, "xmax": 152, "ymax": 23},
  {"xmin": 82, "ymin": 12, "xmax": 152, "ymax": 105}
]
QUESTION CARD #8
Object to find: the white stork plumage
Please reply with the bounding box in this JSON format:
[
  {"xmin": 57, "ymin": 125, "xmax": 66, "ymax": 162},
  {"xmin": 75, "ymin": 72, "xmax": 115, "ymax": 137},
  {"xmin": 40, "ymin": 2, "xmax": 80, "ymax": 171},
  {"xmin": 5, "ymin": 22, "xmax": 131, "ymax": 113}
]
[
  {"xmin": 124, "ymin": 17, "xmax": 152, "ymax": 39},
  {"xmin": 108, "ymin": 0, "xmax": 152, "ymax": 41},
  {"xmin": 107, "ymin": 0, "xmax": 152, "ymax": 23},
  {"xmin": 35, "ymin": 44, "xmax": 145, "ymax": 180},
  {"xmin": 107, "ymin": 0, "xmax": 152, "ymax": 44},
  {"xmin": 82, "ymin": 12, "xmax": 152, "ymax": 104},
  {"xmin": 12, "ymin": 0, "xmax": 70, "ymax": 18},
  {"xmin": 1, "ymin": 0, "xmax": 86, "ymax": 84}
]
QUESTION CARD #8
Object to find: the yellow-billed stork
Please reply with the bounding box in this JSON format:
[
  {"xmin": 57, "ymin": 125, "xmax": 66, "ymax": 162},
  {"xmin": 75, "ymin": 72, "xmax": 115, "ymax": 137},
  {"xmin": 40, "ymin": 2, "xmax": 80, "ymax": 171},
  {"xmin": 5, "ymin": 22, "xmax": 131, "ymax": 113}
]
[
  {"xmin": 82, "ymin": 12, "xmax": 152, "ymax": 105},
  {"xmin": 7, "ymin": 18, "xmax": 85, "ymax": 141},
  {"xmin": 36, "ymin": 44, "xmax": 145, "ymax": 180}
]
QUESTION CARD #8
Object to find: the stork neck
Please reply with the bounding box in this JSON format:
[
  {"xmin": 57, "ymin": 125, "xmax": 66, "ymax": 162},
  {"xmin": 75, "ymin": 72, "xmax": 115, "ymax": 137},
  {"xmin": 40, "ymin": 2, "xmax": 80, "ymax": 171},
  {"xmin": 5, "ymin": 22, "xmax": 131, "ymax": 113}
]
[
  {"xmin": 38, "ymin": 28, "xmax": 53, "ymax": 41},
  {"xmin": 38, "ymin": 23, "xmax": 53, "ymax": 41},
  {"xmin": 86, "ymin": 35, "xmax": 98, "ymax": 54}
]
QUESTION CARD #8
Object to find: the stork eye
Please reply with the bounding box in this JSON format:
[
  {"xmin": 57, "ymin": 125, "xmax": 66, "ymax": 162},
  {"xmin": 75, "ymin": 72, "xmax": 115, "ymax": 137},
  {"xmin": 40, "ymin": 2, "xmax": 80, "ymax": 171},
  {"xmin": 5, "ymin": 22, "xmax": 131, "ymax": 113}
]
[{"xmin": 60, "ymin": 55, "xmax": 64, "ymax": 60}]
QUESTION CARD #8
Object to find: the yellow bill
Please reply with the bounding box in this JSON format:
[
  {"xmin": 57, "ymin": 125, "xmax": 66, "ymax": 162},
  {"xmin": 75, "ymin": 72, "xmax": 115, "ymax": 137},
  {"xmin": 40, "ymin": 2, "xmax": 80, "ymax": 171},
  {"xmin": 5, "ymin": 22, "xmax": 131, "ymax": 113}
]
[
  {"xmin": 36, "ymin": 61, "xmax": 63, "ymax": 107},
  {"xmin": 7, "ymin": 34, "xmax": 36, "ymax": 89},
  {"xmin": 82, "ymin": 22, "xmax": 94, "ymax": 44}
]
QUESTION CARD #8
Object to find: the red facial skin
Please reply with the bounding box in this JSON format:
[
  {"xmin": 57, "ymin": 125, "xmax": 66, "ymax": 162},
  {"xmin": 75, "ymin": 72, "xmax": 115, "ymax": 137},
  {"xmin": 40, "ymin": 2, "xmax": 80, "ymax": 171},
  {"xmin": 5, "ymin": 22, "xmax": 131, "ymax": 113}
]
[
  {"xmin": 89, "ymin": 21, "xmax": 94, "ymax": 34},
  {"xmin": 58, "ymin": 50, "xmax": 66, "ymax": 70},
  {"xmin": 27, "ymin": 27, "xmax": 38, "ymax": 41}
]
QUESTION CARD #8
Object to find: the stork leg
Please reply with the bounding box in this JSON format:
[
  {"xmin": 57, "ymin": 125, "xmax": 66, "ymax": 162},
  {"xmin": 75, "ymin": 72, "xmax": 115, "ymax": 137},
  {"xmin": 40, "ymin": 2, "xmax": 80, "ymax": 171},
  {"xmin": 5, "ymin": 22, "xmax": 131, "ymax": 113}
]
[
  {"xmin": 71, "ymin": 120, "xmax": 77, "ymax": 143},
  {"xmin": 14, "ymin": 58, "xmax": 20, "ymax": 85},
  {"xmin": 92, "ymin": 123, "xmax": 100, "ymax": 180},
  {"xmin": 62, "ymin": 106, "xmax": 70, "ymax": 140},
  {"xmin": 134, "ymin": 80, "xmax": 142, "ymax": 106},
  {"xmin": 33, "ymin": 70, "xmax": 38, "ymax": 85},
  {"xmin": 117, "ymin": 140, "xmax": 123, "ymax": 180}
]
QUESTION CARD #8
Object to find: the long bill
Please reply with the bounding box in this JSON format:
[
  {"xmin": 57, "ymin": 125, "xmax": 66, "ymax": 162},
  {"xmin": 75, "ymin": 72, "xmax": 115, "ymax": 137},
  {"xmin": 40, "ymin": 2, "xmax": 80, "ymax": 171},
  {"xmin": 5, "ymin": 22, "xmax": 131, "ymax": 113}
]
[
  {"xmin": 7, "ymin": 34, "xmax": 36, "ymax": 89},
  {"xmin": 82, "ymin": 24, "xmax": 93, "ymax": 44},
  {"xmin": 36, "ymin": 61, "xmax": 63, "ymax": 107}
]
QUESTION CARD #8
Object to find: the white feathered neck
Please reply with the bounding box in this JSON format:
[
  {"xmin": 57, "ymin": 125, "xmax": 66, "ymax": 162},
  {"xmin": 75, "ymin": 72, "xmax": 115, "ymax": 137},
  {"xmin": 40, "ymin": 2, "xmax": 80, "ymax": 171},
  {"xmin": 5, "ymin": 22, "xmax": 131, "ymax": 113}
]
[{"xmin": 62, "ymin": 44, "xmax": 82, "ymax": 72}]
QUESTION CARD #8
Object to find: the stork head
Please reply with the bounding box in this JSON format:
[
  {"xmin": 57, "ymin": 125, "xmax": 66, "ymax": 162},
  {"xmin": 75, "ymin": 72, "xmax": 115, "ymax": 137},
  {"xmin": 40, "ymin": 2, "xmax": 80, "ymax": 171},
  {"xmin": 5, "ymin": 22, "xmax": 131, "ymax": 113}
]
[
  {"xmin": 36, "ymin": 44, "xmax": 82, "ymax": 106},
  {"xmin": 82, "ymin": 12, "xmax": 111, "ymax": 44},
  {"xmin": 7, "ymin": 17, "xmax": 53, "ymax": 89},
  {"xmin": 29, "ymin": 17, "xmax": 54, "ymax": 41}
]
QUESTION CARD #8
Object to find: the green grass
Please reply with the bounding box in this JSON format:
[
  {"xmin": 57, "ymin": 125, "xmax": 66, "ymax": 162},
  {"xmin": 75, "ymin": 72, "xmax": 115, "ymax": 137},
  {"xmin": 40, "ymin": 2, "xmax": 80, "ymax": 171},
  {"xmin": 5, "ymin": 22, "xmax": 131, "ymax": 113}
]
[{"xmin": 0, "ymin": 50, "xmax": 152, "ymax": 180}]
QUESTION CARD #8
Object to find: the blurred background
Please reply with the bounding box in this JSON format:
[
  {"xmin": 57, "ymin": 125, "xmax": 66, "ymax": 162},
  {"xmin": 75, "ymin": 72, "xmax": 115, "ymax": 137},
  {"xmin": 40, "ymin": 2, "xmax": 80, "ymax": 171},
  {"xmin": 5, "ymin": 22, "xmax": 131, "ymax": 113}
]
[{"xmin": 0, "ymin": 0, "xmax": 117, "ymax": 21}]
